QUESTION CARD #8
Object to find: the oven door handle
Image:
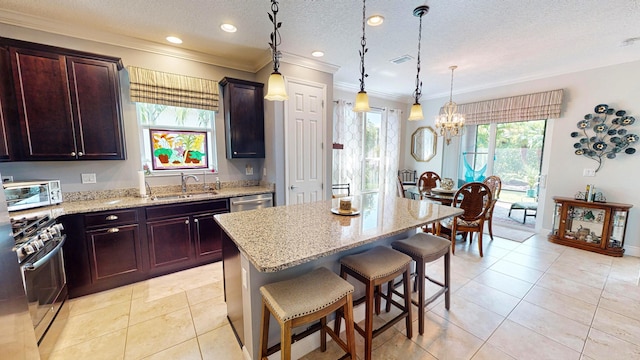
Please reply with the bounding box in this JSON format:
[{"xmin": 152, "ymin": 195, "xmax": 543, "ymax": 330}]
[{"xmin": 23, "ymin": 235, "xmax": 66, "ymax": 271}]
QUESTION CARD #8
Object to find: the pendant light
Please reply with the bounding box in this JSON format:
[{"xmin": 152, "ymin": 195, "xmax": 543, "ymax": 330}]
[
  {"xmin": 265, "ymin": 0, "xmax": 288, "ymax": 101},
  {"xmin": 435, "ymin": 65, "xmax": 466, "ymax": 144},
  {"xmin": 408, "ymin": 5, "xmax": 429, "ymax": 121},
  {"xmin": 353, "ymin": 0, "xmax": 371, "ymax": 112}
]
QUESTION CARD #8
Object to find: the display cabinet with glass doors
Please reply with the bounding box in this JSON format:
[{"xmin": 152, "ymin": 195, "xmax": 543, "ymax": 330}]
[{"xmin": 549, "ymin": 196, "xmax": 632, "ymax": 257}]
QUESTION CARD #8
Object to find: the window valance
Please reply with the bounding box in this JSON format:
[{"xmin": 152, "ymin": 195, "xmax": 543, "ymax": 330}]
[
  {"xmin": 128, "ymin": 66, "xmax": 219, "ymax": 111},
  {"xmin": 453, "ymin": 89, "xmax": 564, "ymax": 125}
]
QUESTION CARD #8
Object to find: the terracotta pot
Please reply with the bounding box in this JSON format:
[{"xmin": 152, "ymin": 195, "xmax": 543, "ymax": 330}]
[{"xmin": 158, "ymin": 154, "xmax": 169, "ymax": 163}]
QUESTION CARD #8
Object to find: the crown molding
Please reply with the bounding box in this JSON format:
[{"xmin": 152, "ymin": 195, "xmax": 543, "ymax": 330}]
[
  {"xmin": 334, "ymin": 81, "xmax": 413, "ymax": 104},
  {"xmin": 279, "ymin": 51, "xmax": 340, "ymax": 74},
  {"xmin": 0, "ymin": 9, "xmax": 260, "ymax": 72}
]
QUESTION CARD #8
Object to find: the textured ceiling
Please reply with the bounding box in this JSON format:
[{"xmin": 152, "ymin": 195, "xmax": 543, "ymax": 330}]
[{"xmin": 1, "ymin": 0, "xmax": 640, "ymax": 102}]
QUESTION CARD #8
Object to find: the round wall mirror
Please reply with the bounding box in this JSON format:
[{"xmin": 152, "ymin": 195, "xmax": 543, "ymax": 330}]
[{"xmin": 411, "ymin": 126, "xmax": 437, "ymax": 162}]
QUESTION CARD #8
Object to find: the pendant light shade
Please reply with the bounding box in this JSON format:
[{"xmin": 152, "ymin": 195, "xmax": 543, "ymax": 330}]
[
  {"xmin": 265, "ymin": 71, "xmax": 288, "ymax": 101},
  {"xmin": 353, "ymin": 91, "xmax": 371, "ymax": 112},
  {"xmin": 408, "ymin": 5, "xmax": 429, "ymax": 121},
  {"xmin": 408, "ymin": 103, "xmax": 424, "ymax": 121},
  {"xmin": 353, "ymin": 0, "xmax": 370, "ymax": 113},
  {"xmin": 265, "ymin": 0, "xmax": 288, "ymax": 101}
]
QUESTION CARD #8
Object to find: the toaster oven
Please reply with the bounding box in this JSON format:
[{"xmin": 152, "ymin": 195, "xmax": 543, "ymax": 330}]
[{"xmin": 3, "ymin": 180, "xmax": 63, "ymax": 212}]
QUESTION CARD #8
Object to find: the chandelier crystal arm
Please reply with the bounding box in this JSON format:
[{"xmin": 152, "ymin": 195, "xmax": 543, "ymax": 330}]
[{"xmin": 435, "ymin": 65, "xmax": 465, "ymax": 144}]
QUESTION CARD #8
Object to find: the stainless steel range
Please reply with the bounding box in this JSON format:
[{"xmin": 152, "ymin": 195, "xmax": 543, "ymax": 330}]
[{"xmin": 12, "ymin": 213, "xmax": 67, "ymax": 345}]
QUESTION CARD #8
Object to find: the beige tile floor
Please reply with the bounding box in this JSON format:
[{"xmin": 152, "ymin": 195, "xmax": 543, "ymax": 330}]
[{"xmin": 45, "ymin": 233, "xmax": 640, "ymax": 360}]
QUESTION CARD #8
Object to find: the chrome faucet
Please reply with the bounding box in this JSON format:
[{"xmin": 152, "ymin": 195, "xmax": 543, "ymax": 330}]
[{"xmin": 181, "ymin": 172, "xmax": 199, "ymax": 193}]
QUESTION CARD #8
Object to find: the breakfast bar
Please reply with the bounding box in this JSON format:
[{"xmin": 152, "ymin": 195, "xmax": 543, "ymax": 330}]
[{"xmin": 214, "ymin": 193, "xmax": 462, "ymax": 359}]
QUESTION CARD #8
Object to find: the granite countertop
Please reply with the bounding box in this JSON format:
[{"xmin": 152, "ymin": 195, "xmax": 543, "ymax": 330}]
[
  {"xmin": 214, "ymin": 194, "xmax": 463, "ymax": 273},
  {"xmin": 9, "ymin": 185, "xmax": 274, "ymax": 220}
]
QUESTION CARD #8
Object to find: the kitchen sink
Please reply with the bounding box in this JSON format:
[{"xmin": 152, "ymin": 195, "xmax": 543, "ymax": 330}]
[{"xmin": 150, "ymin": 191, "xmax": 218, "ymax": 201}]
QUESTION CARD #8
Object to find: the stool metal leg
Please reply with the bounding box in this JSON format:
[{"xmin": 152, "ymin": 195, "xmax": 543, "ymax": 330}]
[
  {"xmin": 445, "ymin": 252, "xmax": 451, "ymax": 309},
  {"xmin": 416, "ymin": 258, "xmax": 426, "ymax": 335},
  {"xmin": 403, "ymin": 267, "xmax": 413, "ymax": 339},
  {"xmin": 364, "ymin": 279, "xmax": 374, "ymax": 360}
]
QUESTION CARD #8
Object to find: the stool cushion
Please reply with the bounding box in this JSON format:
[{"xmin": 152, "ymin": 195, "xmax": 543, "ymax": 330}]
[
  {"xmin": 340, "ymin": 246, "xmax": 411, "ymax": 280},
  {"xmin": 260, "ymin": 267, "xmax": 354, "ymax": 323},
  {"xmin": 392, "ymin": 233, "xmax": 451, "ymax": 263}
]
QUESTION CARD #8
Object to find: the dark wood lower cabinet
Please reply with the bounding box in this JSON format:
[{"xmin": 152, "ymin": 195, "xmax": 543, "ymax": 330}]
[
  {"xmin": 87, "ymin": 223, "xmax": 144, "ymax": 282},
  {"xmin": 147, "ymin": 216, "xmax": 193, "ymax": 271},
  {"xmin": 61, "ymin": 199, "xmax": 229, "ymax": 298}
]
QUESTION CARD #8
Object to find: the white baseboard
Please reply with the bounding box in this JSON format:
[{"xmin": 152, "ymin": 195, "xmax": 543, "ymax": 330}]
[{"xmin": 624, "ymin": 245, "xmax": 640, "ymax": 257}]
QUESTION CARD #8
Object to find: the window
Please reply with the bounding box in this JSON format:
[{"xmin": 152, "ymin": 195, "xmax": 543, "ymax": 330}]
[{"xmin": 137, "ymin": 103, "xmax": 217, "ymax": 173}]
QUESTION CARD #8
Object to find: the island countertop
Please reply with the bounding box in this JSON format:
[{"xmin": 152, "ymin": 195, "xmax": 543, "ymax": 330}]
[{"xmin": 214, "ymin": 195, "xmax": 463, "ymax": 272}]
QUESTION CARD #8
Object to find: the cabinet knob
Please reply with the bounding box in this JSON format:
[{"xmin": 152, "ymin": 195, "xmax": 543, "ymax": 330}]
[
  {"xmin": 106, "ymin": 215, "xmax": 119, "ymax": 221},
  {"xmin": 78, "ymin": 152, "xmax": 84, "ymax": 156},
  {"xmin": 194, "ymin": 218, "xmax": 199, "ymax": 223},
  {"xmin": 71, "ymin": 151, "xmax": 76, "ymax": 156},
  {"xmin": 107, "ymin": 228, "xmax": 120, "ymax": 233},
  {"xmin": 185, "ymin": 220, "xmax": 189, "ymax": 224}
]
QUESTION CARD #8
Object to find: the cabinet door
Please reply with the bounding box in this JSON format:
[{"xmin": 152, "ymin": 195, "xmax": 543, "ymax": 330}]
[
  {"xmin": 223, "ymin": 79, "xmax": 265, "ymax": 158},
  {"xmin": 147, "ymin": 216, "xmax": 194, "ymax": 271},
  {"xmin": 66, "ymin": 56, "xmax": 125, "ymax": 160},
  {"xmin": 193, "ymin": 212, "xmax": 222, "ymax": 262},
  {"xmin": 0, "ymin": 47, "xmax": 14, "ymax": 160},
  {"xmin": 9, "ymin": 47, "xmax": 76, "ymax": 159},
  {"xmin": 86, "ymin": 224, "xmax": 143, "ymax": 282}
]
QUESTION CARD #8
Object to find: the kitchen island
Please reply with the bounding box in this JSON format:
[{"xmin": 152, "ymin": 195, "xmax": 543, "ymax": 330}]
[{"xmin": 214, "ymin": 193, "xmax": 463, "ymax": 359}]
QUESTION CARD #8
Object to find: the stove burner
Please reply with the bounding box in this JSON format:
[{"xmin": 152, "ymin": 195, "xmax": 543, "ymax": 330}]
[{"xmin": 11, "ymin": 214, "xmax": 52, "ymax": 245}]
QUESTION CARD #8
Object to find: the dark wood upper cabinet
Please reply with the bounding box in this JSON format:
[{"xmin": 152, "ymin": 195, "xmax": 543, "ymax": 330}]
[
  {"xmin": 0, "ymin": 47, "xmax": 15, "ymax": 161},
  {"xmin": 2, "ymin": 38, "xmax": 125, "ymax": 160},
  {"xmin": 220, "ymin": 77, "xmax": 265, "ymax": 159}
]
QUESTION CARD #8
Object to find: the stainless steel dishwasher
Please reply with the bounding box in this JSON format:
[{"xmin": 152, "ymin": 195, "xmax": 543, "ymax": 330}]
[{"xmin": 230, "ymin": 193, "xmax": 273, "ymax": 212}]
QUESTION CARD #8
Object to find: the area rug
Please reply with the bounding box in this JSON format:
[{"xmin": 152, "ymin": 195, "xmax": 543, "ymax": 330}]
[{"xmin": 485, "ymin": 224, "xmax": 535, "ymax": 243}]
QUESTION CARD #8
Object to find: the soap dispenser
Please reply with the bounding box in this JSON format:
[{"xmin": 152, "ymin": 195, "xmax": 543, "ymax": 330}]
[{"xmin": 215, "ymin": 177, "xmax": 221, "ymax": 190}]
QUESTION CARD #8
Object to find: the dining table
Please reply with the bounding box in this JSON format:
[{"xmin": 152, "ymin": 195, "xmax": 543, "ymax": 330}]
[{"xmin": 406, "ymin": 186, "xmax": 457, "ymax": 206}]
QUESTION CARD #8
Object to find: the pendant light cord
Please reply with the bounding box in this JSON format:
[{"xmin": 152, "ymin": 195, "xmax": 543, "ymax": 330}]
[
  {"xmin": 358, "ymin": 0, "xmax": 368, "ymax": 92},
  {"xmin": 413, "ymin": 11, "xmax": 424, "ymax": 103},
  {"xmin": 268, "ymin": 0, "xmax": 282, "ymax": 73},
  {"xmin": 449, "ymin": 66, "xmax": 455, "ymax": 103}
]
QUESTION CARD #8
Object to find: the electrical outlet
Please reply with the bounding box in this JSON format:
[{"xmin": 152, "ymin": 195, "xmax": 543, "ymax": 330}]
[
  {"xmin": 245, "ymin": 164, "xmax": 253, "ymax": 175},
  {"xmin": 1, "ymin": 175, "xmax": 13, "ymax": 183},
  {"xmin": 583, "ymin": 168, "xmax": 596, "ymax": 177},
  {"xmin": 263, "ymin": 167, "xmax": 267, "ymax": 176},
  {"xmin": 81, "ymin": 173, "xmax": 97, "ymax": 184}
]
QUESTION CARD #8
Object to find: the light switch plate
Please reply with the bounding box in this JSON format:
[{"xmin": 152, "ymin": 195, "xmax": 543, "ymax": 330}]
[
  {"xmin": 583, "ymin": 168, "xmax": 596, "ymax": 177},
  {"xmin": 81, "ymin": 173, "xmax": 97, "ymax": 184},
  {"xmin": 245, "ymin": 164, "xmax": 253, "ymax": 175}
]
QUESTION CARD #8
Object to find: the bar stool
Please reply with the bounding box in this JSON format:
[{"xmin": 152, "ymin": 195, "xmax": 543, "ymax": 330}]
[
  {"xmin": 391, "ymin": 232, "xmax": 451, "ymax": 335},
  {"xmin": 334, "ymin": 246, "xmax": 413, "ymax": 360},
  {"xmin": 259, "ymin": 267, "xmax": 356, "ymax": 360}
]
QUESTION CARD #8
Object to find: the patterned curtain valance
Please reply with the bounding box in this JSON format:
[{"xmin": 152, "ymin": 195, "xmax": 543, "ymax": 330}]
[
  {"xmin": 453, "ymin": 89, "xmax": 564, "ymax": 125},
  {"xmin": 128, "ymin": 66, "xmax": 219, "ymax": 111}
]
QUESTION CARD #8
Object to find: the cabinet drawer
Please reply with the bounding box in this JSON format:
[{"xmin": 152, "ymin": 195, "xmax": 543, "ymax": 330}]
[
  {"xmin": 84, "ymin": 209, "xmax": 138, "ymax": 228},
  {"xmin": 146, "ymin": 199, "xmax": 229, "ymax": 220}
]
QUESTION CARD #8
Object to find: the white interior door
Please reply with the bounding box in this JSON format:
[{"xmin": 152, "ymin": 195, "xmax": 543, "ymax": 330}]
[{"xmin": 285, "ymin": 79, "xmax": 326, "ymax": 204}]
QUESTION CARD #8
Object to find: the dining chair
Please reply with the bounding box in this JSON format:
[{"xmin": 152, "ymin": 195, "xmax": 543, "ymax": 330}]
[
  {"xmin": 439, "ymin": 182, "xmax": 492, "ymax": 257},
  {"xmin": 332, "ymin": 183, "xmax": 351, "ymax": 198},
  {"xmin": 417, "ymin": 171, "xmax": 441, "ymax": 199},
  {"xmin": 396, "ymin": 176, "xmax": 406, "ymax": 198},
  {"xmin": 482, "ymin": 175, "xmax": 502, "ymax": 240},
  {"xmin": 398, "ymin": 169, "xmax": 417, "ymax": 185}
]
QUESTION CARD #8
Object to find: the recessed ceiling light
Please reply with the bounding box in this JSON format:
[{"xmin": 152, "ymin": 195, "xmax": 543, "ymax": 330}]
[
  {"xmin": 220, "ymin": 23, "xmax": 237, "ymax": 33},
  {"xmin": 367, "ymin": 15, "xmax": 384, "ymax": 26},
  {"xmin": 311, "ymin": 51, "xmax": 324, "ymax": 57},
  {"xmin": 166, "ymin": 36, "xmax": 183, "ymax": 44}
]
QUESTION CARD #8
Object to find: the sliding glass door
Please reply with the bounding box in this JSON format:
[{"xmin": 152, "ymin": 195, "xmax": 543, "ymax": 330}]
[{"xmin": 460, "ymin": 120, "xmax": 547, "ymax": 202}]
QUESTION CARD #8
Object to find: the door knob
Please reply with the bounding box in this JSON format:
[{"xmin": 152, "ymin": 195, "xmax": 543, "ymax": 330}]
[{"xmin": 290, "ymin": 185, "xmax": 297, "ymax": 190}]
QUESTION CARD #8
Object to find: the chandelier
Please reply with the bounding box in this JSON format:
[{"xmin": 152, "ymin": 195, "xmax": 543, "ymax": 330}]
[
  {"xmin": 435, "ymin": 65, "xmax": 465, "ymax": 144},
  {"xmin": 264, "ymin": 0, "xmax": 288, "ymax": 101},
  {"xmin": 353, "ymin": 0, "xmax": 370, "ymax": 112},
  {"xmin": 408, "ymin": 5, "xmax": 429, "ymax": 121}
]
